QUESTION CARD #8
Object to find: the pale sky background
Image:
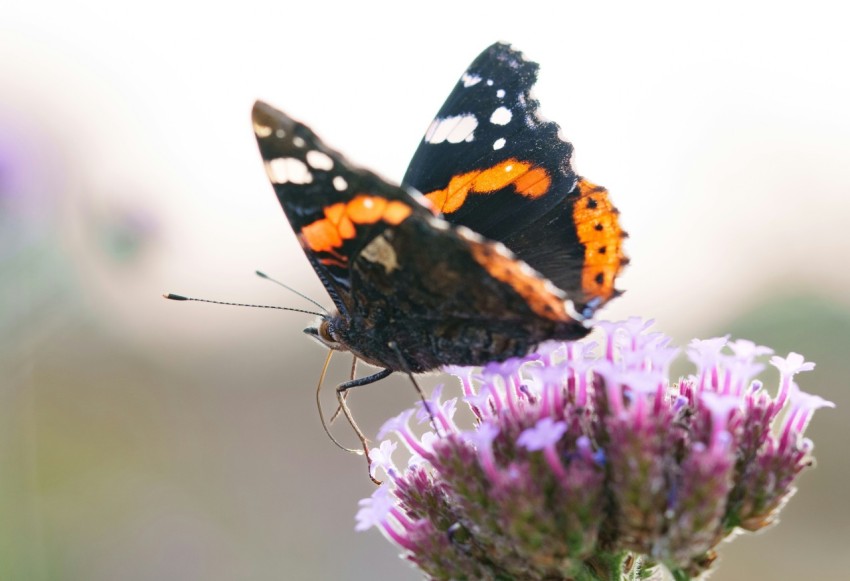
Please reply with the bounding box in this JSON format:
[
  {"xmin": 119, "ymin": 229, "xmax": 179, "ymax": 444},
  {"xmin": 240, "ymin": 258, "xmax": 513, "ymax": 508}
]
[
  {"xmin": 4, "ymin": 1, "xmax": 850, "ymax": 347},
  {"xmin": 2, "ymin": 1, "xmax": 849, "ymax": 580}
]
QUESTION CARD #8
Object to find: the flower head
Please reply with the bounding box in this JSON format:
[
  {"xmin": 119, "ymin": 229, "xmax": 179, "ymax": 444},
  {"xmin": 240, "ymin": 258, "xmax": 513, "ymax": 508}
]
[{"xmin": 355, "ymin": 320, "xmax": 831, "ymax": 580}]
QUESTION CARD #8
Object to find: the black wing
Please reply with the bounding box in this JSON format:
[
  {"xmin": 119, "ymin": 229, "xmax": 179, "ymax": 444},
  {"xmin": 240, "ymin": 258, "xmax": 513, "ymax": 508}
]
[
  {"xmin": 344, "ymin": 216, "xmax": 588, "ymax": 371},
  {"xmin": 252, "ymin": 100, "xmax": 432, "ymax": 316},
  {"xmin": 402, "ymin": 43, "xmax": 627, "ymax": 317}
]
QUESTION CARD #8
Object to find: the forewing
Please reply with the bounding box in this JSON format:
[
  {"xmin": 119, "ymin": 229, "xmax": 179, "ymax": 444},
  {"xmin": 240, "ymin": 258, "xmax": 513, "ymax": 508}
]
[{"xmin": 252, "ymin": 101, "xmax": 431, "ymax": 315}]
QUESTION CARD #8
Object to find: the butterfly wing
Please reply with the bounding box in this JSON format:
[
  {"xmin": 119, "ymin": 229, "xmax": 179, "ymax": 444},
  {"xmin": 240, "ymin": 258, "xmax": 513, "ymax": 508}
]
[
  {"xmin": 253, "ymin": 101, "xmax": 432, "ymax": 316},
  {"xmin": 403, "ymin": 43, "xmax": 627, "ymax": 317},
  {"xmin": 253, "ymin": 100, "xmax": 587, "ymax": 370}
]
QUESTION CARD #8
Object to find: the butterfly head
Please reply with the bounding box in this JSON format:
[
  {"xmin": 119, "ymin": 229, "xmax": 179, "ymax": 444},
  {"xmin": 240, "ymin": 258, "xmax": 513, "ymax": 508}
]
[{"xmin": 303, "ymin": 315, "xmax": 347, "ymax": 352}]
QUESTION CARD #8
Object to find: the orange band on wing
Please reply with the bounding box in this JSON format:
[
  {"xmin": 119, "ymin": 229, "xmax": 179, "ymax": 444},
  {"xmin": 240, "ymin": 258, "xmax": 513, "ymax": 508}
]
[
  {"xmin": 300, "ymin": 195, "xmax": 412, "ymax": 255},
  {"xmin": 467, "ymin": 242, "xmax": 568, "ymax": 321},
  {"xmin": 572, "ymin": 178, "xmax": 627, "ymax": 302},
  {"xmin": 424, "ymin": 158, "xmax": 551, "ymax": 214}
]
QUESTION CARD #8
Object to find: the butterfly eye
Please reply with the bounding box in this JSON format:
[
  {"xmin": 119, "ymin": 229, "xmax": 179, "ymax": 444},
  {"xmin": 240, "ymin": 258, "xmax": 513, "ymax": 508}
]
[
  {"xmin": 303, "ymin": 319, "xmax": 345, "ymax": 351},
  {"xmin": 319, "ymin": 319, "xmax": 335, "ymax": 343}
]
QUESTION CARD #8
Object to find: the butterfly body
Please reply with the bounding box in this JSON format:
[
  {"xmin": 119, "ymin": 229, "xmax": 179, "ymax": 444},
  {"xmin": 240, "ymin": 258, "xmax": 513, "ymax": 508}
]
[{"xmin": 313, "ymin": 213, "xmax": 590, "ymax": 373}]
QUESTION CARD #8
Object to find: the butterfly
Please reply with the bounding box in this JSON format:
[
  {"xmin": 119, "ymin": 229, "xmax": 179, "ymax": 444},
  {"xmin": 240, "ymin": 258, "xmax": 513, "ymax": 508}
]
[{"xmin": 252, "ymin": 42, "xmax": 626, "ymax": 403}]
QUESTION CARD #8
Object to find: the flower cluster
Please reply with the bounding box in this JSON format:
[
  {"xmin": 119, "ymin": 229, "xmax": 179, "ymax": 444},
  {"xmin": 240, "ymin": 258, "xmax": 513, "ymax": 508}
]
[{"xmin": 355, "ymin": 319, "xmax": 832, "ymax": 580}]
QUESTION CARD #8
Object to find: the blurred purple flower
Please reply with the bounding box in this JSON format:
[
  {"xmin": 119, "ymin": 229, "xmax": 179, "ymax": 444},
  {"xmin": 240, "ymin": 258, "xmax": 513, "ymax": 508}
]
[
  {"xmin": 356, "ymin": 320, "xmax": 832, "ymax": 580},
  {"xmin": 0, "ymin": 121, "xmax": 57, "ymax": 258}
]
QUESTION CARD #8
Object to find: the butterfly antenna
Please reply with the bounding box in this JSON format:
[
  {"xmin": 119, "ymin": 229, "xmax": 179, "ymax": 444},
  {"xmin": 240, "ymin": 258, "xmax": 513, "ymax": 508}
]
[
  {"xmin": 163, "ymin": 293, "xmax": 324, "ymax": 317},
  {"xmin": 255, "ymin": 270, "xmax": 329, "ymax": 314}
]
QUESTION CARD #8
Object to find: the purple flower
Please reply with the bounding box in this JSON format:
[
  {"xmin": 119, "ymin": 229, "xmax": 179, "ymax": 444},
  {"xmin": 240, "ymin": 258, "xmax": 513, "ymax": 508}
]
[
  {"xmin": 369, "ymin": 439, "xmax": 399, "ymax": 481},
  {"xmin": 414, "ymin": 384, "xmax": 459, "ymax": 434},
  {"xmin": 354, "ymin": 483, "xmax": 395, "ymax": 532},
  {"xmin": 355, "ymin": 484, "xmax": 416, "ymax": 550},
  {"xmin": 535, "ymin": 340, "xmax": 566, "ymax": 365},
  {"xmin": 729, "ymin": 339, "xmax": 773, "ymax": 360},
  {"xmin": 518, "ymin": 417, "xmax": 569, "ymax": 479},
  {"xmin": 779, "ymin": 382, "xmax": 835, "ymax": 452},
  {"xmin": 460, "ymin": 422, "xmax": 500, "ymax": 481},
  {"xmin": 377, "ymin": 409, "xmax": 433, "ymax": 460},
  {"xmin": 771, "ymin": 352, "xmax": 816, "ymax": 410},
  {"xmin": 700, "ymin": 391, "xmax": 741, "ymax": 450},
  {"xmin": 355, "ymin": 320, "xmax": 832, "ymax": 580},
  {"xmin": 517, "ymin": 417, "xmax": 568, "ymax": 451},
  {"xmin": 462, "ymin": 383, "xmax": 496, "ymax": 418}
]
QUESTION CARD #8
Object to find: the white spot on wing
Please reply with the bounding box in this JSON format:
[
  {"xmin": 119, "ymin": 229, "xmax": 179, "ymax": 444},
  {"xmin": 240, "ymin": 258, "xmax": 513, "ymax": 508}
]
[
  {"xmin": 332, "ymin": 176, "xmax": 348, "ymax": 191},
  {"xmin": 493, "ymin": 242, "xmax": 512, "ymax": 258},
  {"xmin": 253, "ymin": 122, "xmax": 272, "ymax": 138},
  {"xmin": 275, "ymin": 128, "xmax": 286, "ymax": 138},
  {"xmin": 490, "ymin": 106, "xmax": 512, "ymax": 125},
  {"xmin": 427, "ymin": 217, "xmax": 450, "ymax": 230},
  {"xmin": 265, "ymin": 157, "xmax": 313, "ymax": 185},
  {"xmin": 493, "ymin": 138, "xmax": 506, "ymax": 150},
  {"xmin": 306, "ymin": 150, "xmax": 333, "ymax": 170},
  {"xmin": 456, "ymin": 225, "xmax": 484, "ymax": 242},
  {"xmin": 519, "ymin": 262, "xmax": 537, "ymax": 277},
  {"xmin": 424, "ymin": 120, "xmax": 439, "ymax": 142},
  {"xmin": 496, "ymin": 89, "xmax": 506, "ymax": 99},
  {"xmin": 544, "ymin": 280, "xmax": 567, "ymax": 299},
  {"xmin": 292, "ymin": 136, "xmax": 306, "ymax": 148},
  {"xmin": 424, "ymin": 115, "xmax": 479, "ymax": 144},
  {"xmin": 461, "ymin": 72, "xmax": 481, "ymax": 87},
  {"xmin": 407, "ymin": 188, "xmax": 437, "ymax": 213},
  {"xmin": 486, "ymin": 79, "xmax": 494, "ymax": 86}
]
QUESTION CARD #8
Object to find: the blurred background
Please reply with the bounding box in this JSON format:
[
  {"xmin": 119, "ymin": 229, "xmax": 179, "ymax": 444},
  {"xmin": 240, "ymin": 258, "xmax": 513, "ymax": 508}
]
[{"xmin": 2, "ymin": 2, "xmax": 848, "ymax": 579}]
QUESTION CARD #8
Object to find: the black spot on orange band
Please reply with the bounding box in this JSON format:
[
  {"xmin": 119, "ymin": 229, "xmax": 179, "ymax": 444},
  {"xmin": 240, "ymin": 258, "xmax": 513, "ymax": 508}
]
[{"xmin": 571, "ymin": 178, "xmax": 627, "ymax": 303}]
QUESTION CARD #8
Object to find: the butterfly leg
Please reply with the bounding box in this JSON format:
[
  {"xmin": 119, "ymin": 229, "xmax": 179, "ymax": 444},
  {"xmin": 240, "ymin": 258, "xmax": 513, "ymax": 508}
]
[
  {"xmin": 336, "ymin": 368, "xmax": 393, "ymax": 484},
  {"xmin": 388, "ymin": 341, "xmax": 443, "ymax": 438},
  {"xmin": 329, "ymin": 355, "xmax": 358, "ymax": 425}
]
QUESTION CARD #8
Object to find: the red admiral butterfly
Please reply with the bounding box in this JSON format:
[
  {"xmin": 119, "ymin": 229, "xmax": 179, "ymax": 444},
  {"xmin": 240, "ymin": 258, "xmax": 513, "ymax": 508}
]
[{"xmin": 252, "ymin": 42, "xmax": 626, "ymax": 411}]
